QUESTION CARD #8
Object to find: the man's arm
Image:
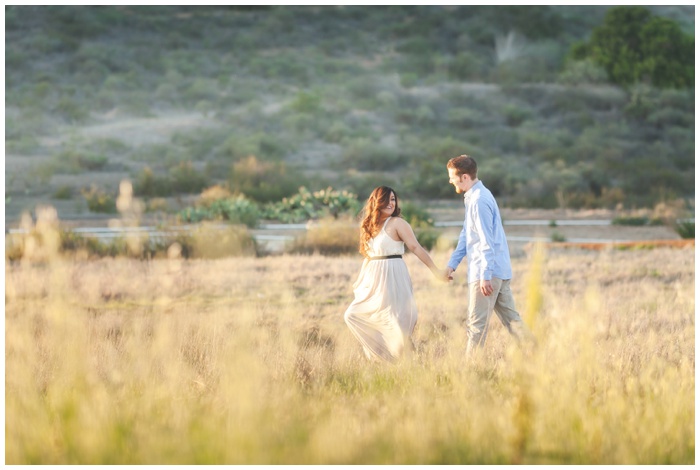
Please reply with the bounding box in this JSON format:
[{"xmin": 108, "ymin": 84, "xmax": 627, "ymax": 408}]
[
  {"xmin": 473, "ymin": 198, "xmax": 496, "ymax": 281},
  {"xmin": 446, "ymin": 220, "xmax": 467, "ymax": 278}
]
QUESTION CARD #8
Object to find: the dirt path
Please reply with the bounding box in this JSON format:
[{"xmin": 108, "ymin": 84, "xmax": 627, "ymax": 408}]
[{"xmin": 42, "ymin": 112, "xmax": 218, "ymax": 147}]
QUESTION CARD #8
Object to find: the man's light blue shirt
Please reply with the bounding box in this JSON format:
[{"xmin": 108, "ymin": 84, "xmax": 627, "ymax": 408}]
[{"xmin": 447, "ymin": 181, "xmax": 512, "ymax": 283}]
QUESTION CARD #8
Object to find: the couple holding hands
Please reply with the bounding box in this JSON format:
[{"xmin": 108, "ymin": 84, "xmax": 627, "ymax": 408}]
[{"xmin": 344, "ymin": 154, "xmax": 531, "ymax": 362}]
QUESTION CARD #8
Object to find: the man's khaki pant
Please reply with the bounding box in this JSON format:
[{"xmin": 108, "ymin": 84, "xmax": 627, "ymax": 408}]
[{"xmin": 466, "ymin": 277, "xmax": 529, "ymax": 354}]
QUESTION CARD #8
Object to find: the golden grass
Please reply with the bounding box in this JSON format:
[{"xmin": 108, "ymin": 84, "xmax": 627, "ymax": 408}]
[
  {"xmin": 552, "ymin": 239, "xmax": 695, "ymax": 250},
  {"xmin": 5, "ymin": 244, "xmax": 695, "ymax": 464}
]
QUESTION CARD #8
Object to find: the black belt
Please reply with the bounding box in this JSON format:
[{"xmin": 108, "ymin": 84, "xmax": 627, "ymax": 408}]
[{"xmin": 369, "ymin": 255, "xmax": 403, "ymax": 260}]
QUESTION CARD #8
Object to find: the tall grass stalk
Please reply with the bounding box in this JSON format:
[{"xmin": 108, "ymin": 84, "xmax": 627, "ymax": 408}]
[{"xmin": 5, "ymin": 242, "xmax": 695, "ymax": 464}]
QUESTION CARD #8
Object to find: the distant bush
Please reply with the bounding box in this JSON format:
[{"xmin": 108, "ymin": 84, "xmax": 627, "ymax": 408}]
[
  {"xmin": 342, "ymin": 171, "xmax": 399, "ymax": 201},
  {"xmin": 263, "ymin": 186, "xmax": 361, "ymax": 223},
  {"xmin": 323, "ymin": 122, "xmax": 351, "ymax": 143},
  {"xmin": 558, "ymin": 58, "xmax": 608, "ymax": 85},
  {"xmin": 448, "ymin": 52, "xmax": 488, "ymax": 81},
  {"xmin": 188, "ymin": 223, "xmax": 258, "ymax": 258},
  {"xmin": 5, "ymin": 130, "xmax": 41, "ymax": 154},
  {"xmin": 7, "ymin": 227, "xmax": 106, "ymax": 262},
  {"xmin": 50, "ymin": 148, "xmax": 109, "ymax": 173},
  {"xmin": 134, "ymin": 143, "xmax": 189, "ymax": 166},
  {"xmin": 229, "ymin": 156, "xmax": 305, "ymax": 203},
  {"xmin": 550, "ymin": 231, "xmax": 566, "ymax": 242},
  {"xmin": 133, "ymin": 167, "xmax": 172, "ymax": 197},
  {"xmin": 501, "ymin": 104, "xmax": 532, "ymax": 127},
  {"xmin": 81, "ymin": 185, "xmax": 117, "ymax": 213},
  {"xmin": 400, "ymin": 201, "xmax": 434, "ymax": 228},
  {"xmin": 58, "ymin": 229, "xmax": 115, "ymax": 258},
  {"xmin": 52, "ymin": 186, "xmax": 73, "ymax": 200},
  {"xmin": 169, "ymin": 161, "xmax": 210, "ymax": 193},
  {"xmin": 674, "ymin": 220, "xmax": 694, "ymax": 239},
  {"xmin": 53, "ymin": 97, "xmax": 89, "ymax": 123},
  {"xmin": 178, "ymin": 194, "xmax": 260, "ymax": 228},
  {"xmin": 612, "ymin": 216, "xmax": 664, "ymax": 226},
  {"xmin": 339, "ymin": 139, "xmax": 403, "ymax": 171},
  {"xmin": 396, "ymin": 201, "xmax": 440, "ymax": 250},
  {"xmin": 288, "ymin": 216, "xmax": 359, "ymax": 256},
  {"xmin": 289, "ymin": 91, "xmax": 322, "ymax": 114},
  {"xmin": 134, "ymin": 163, "xmax": 209, "ymax": 197},
  {"xmin": 184, "ymin": 78, "xmax": 220, "ymax": 102},
  {"xmin": 218, "ymin": 133, "xmax": 289, "ymax": 163},
  {"xmin": 16, "ymin": 225, "xmax": 260, "ymax": 260}
]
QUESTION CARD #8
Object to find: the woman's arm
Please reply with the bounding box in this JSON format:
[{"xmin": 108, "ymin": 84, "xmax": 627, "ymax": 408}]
[{"xmin": 393, "ymin": 218, "xmax": 447, "ymax": 281}]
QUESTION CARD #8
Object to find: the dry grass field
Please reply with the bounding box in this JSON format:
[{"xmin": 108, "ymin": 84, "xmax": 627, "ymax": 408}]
[{"xmin": 5, "ymin": 240, "xmax": 695, "ymax": 464}]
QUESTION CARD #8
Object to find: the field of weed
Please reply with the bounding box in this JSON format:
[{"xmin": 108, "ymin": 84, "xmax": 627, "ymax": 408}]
[{"xmin": 5, "ymin": 244, "xmax": 695, "ymax": 464}]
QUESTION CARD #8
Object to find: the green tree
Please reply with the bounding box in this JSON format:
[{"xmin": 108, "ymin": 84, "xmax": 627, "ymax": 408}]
[
  {"xmin": 638, "ymin": 17, "xmax": 694, "ymax": 89},
  {"xmin": 577, "ymin": 6, "xmax": 693, "ymax": 88}
]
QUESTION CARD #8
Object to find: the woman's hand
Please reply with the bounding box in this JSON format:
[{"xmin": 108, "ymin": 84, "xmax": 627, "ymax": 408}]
[{"xmin": 432, "ymin": 267, "xmax": 450, "ymax": 282}]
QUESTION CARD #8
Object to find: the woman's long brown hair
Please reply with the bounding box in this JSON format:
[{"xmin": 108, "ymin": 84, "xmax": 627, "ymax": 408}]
[{"xmin": 359, "ymin": 186, "xmax": 401, "ymax": 258}]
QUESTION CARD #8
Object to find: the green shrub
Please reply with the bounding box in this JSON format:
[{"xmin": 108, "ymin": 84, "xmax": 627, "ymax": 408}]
[
  {"xmin": 81, "ymin": 185, "xmax": 117, "ymax": 213},
  {"xmin": 53, "ymin": 97, "xmax": 89, "ymax": 123},
  {"xmin": 558, "ymin": 58, "xmax": 609, "ymax": 85},
  {"xmin": 342, "ymin": 171, "xmax": 399, "ymax": 201},
  {"xmin": 78, "ymin": 154, "xmax": 108, "ymax": 170},
  {"xmin": 400, "ymin": 201, "xmax": 434, "ymax": 228},
  {"xmin": 448, "ymin": 52, "xmax": 488, "ymax": 81},
  {"xmin": 414, "ymin": 228, "xmax": 440, "ymax": 251},
  {"xmin": 50, "ymin": 148, "xmax": 109, "ymax": 173},
  {"xmin": 400, "ymin": 73, "xmax": 419, "ymax": 88},
  {"xmin": 674, "ymin": 220, "xmax": 694, "ymax": 239},
  {"xmin": 178, "ymin": 195, "xmax": 260, "ymax": 228},
  {"xmin": 550, "ymin": 231, "xmax": 567, "ymax": 242},
  {"xmin": 52, "ymin": 186, "xmax": 74, "ymax": 200},
  {"xmin": 5, "ymin": 134, "xmax": 41, "ymax": 154},
  {"xmin": 289, "ymin": 91, "xmax": 322, "ymax": 113},
  {"xmin": 59, "ymin": 229, "xmax": 111, "ymax": 257},
  {"xmin": 229, "ymin": 156, "xmax": 305, "ymax": 203},
  {"xmin": 134, "ymin": 167, "xmax": 172, "ymax": 198},
  {"xmin": 501, "ymin": 104, "xmax": 532, "ymax": 127},
  {"xmin": 323, "ymin": 122, "xmax": 351, "ymax": 143},
  {"xmin": 133, "ymin": 163, "xmax": 209, "ymax": 197},
  {"xmin": 339, "ymin": 139, "xmax": 403, "ymax": 171},
  {"xmin": 612, "ymin": 216, "xmax": 664, "ymax": 226},
  {"xmin": 398, "ymin": 203, "xmax": 441, "ymax": 251},
  {"xmin": 169, "ymin": 161, "xmax": 210, "ymax": 194},
  {"xmin": 263, "ymin": 187, "xmax": 361, "ymax": 223},
  {"xmin": 184, "ymin": 78, "xmax": 220, "ymax": 102}
]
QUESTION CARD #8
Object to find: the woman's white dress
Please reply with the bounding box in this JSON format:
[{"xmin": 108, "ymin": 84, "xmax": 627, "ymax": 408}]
[{"xmin": 344, "ymin": 217, "xmax": 418, "ymax": 362}]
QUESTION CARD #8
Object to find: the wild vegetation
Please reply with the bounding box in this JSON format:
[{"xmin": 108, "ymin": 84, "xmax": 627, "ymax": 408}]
[
  {"xmin": 4, "ymin": 7, "xmax": 696, "ymax": 463},
  {"xmin": 5, "ymin": 5, "xmax": 694, "ymax": 220},
  {"xmin": 5, "ymin": 232, "xmax": 694, "ymax": 463}
]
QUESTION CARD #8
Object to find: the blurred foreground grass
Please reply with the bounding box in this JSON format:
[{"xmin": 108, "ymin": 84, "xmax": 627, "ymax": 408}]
[{"xmin": 5, "ymin": 244, "xmax": 695, "ymax": 464}]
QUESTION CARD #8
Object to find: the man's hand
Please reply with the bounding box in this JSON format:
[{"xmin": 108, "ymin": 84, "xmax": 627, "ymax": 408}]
[
  {"xmin": 444, "ymin": 267, "xmax": 455, "ymax": 282},
  {"xmin": 480, "ymin": 279, "xmax": 494, "ymax": 296}
]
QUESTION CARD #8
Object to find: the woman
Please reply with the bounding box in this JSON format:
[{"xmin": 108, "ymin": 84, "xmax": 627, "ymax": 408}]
[{"xmin": 344, "ymin": 186, "xmax": 446, "ymax": 362}]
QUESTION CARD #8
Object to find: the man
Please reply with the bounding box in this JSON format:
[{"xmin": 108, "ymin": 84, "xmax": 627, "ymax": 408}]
[{"xmin": 444, "ymin": 155, "xmax": 530, "ymax": 355}]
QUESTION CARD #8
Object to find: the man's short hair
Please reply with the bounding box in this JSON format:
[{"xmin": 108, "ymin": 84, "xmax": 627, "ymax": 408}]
[{"xmin": 447, "ymin": 154, "xmax": 477, "ymax": 179}]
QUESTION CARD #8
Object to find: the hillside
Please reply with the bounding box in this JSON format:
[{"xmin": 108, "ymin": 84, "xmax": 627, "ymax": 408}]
[{"xmin": 4, "ymin": 5, "xmax": 695, "ymax": 222}]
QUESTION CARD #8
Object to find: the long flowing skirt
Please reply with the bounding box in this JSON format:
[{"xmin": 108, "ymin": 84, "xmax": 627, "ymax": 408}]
[{"xmin": 344, "ymin": 259, "xmax": 418, "ymax": 362}]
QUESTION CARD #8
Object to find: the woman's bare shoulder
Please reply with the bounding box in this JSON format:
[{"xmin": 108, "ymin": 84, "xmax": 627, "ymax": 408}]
[{"xmin": 389, "ymin": 216, "xmax": 411, "ymax": 231}]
